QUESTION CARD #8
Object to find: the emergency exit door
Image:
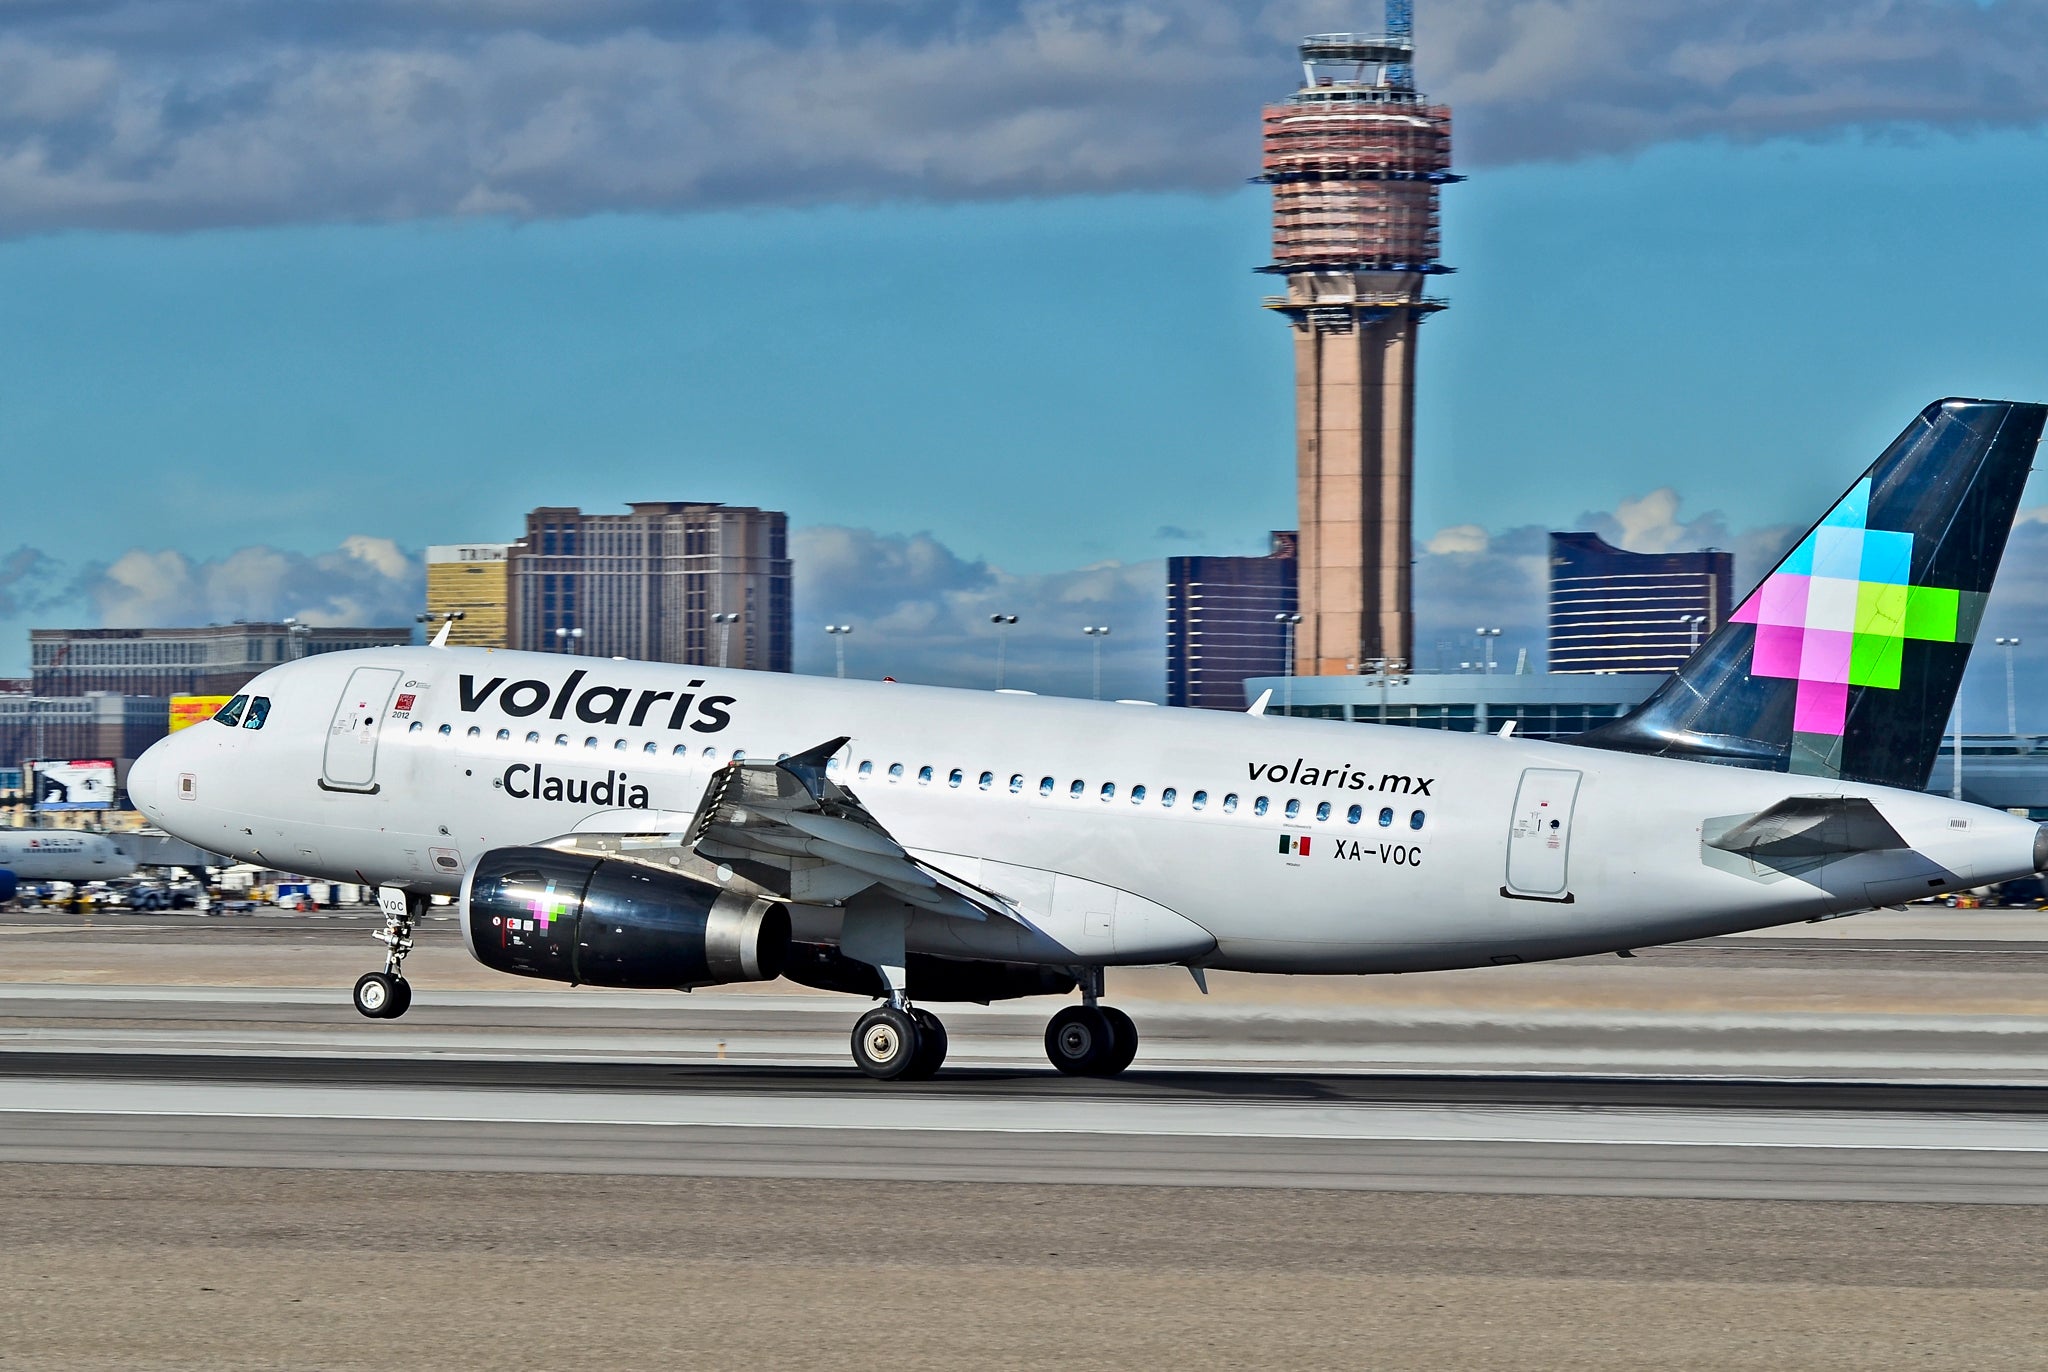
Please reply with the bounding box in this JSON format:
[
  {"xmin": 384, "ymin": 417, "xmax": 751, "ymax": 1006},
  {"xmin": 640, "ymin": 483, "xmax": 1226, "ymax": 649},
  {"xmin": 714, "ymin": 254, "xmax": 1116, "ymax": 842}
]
[
  {"xmin": 1504, "ymin": 768, "xmax": 1581, "ymax": 900},
  {"xmin": 321, "ymin": 667, "xmax": 403, "ymax": 793}
]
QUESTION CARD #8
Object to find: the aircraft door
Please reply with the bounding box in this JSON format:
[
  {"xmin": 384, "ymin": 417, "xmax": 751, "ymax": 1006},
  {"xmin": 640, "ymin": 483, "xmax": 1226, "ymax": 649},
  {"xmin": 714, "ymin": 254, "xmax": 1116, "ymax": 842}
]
[
  {"xmin": 321, "ymin": 667, "xmax": 403, "ymax": 793},
  {"xmin": 1504, "ymin": 768, "xmax": 1581, "ymax": 900}
]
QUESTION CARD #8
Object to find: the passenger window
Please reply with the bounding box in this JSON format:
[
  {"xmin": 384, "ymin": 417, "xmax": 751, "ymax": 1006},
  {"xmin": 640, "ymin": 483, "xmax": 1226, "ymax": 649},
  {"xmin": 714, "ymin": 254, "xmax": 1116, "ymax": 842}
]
[
  {"xmin": 672, "ymin": 744, "xmax": 688, "ymax": 756},
  {"xmin": 732, "ymin": 750, "xmax": 747, "ymax": 761},
  {"xmin": 1069, "ymin": 780, "xmax": 1085, "ymax": 799},
  {"xmin": 1284, "ymin": 799, "xmax": 1300, "ymax": 819},
  {"xmin": 859, "ymin": 760, "xmax": 873, "ymax": 777},
  {"xmin": 467, "ymin": 726, "xmax": 481, "ymax": 738},
  {"xmin": 555, "ymin": 734, "xmax": 569, "ymax": 746},
  {"xmin": 1192, "ymin": 790, "xmax": 1208, "ymax": 810},
  {"xmin": 948, "ymin": 768, "xmax": 963, "ymax": 788},
  {"xmin": 214, "ymin": 695, "xmax": 248, "ymax": 728},
  {"xmin": 826, "ymin": 757, "xmax": 841, "ymax": 772},
  {"xmin": 526, "ymin": 731, "xmax": 541, "ymax": 744},
  {"xmin": 888, "ymin": 763, "xmax": 904, "ymax": 781},
  {"xmin": 1131, "ymin": 785, "xmax": 1147, "ymax": 804},
  {"xmin": 1221, "ymin": 793, "xmax": 1237, "ymax": 813},
  {"xmin": 979, "ymin": 771, "xmax": 994, "ymax": 790},
  {"xmin": 1253, "ymin": 797, "xmax": 1269, "ymax": 816},
  {"xmin": 916, "ymin": 765, "xmax": 933, "ymax": 785},
  {"xmin": 242, "ymin": 697, "xmax": 271, "ymax": 730},
  {"xmin": 1161, "ymin": 787, "xmax": 1176, "ymax": 807},
  {"xmin": 1099, "ymin": 782, "xmax": 1116, "ymax": 801},
  {"xmin": 704, "ymin": 747, "xmax": 719, "ymax": 759},
  {"xmin": 1039, "ymin": 777, "xmax": 1055, "ymax": 796},
  {"xmin": 1008, "ymin": 774, "xmax": 1022, "ymax": 793},
  {"xmin": 584, "ymin": 737, "xmax": 599, "ymax": 749},
  {"xmin": 410, "ymin": 721, "xmax": 425, "ymax": 733},
  {"xmin": 1316, "ymin": 801, "xmax": 1331, "ymax": 822},
  {"xmin": 1410, "ymin": 810, "xmax": 1426, "ymax": 831},
  {"xmin": 496, "ymin": 729, "xmax": 510, "ymax": 741},
  {"xmin": 1379, "ymin": 807, "xmax": 1394, "ymax": 826},
  {"xmin": 1347, "ymin": 804, "xmax": 1362, "ymax": 824},
  {"xmin": 440, "ymin": 724, "xmax": 453, "ymax": 736},
  {"xmin": 614, "ymin": 739, "xmax": 628, "ymax": 751},
  {"xmin": 643, "ymin": 741, "xmax": 657, "ymax": 754}
]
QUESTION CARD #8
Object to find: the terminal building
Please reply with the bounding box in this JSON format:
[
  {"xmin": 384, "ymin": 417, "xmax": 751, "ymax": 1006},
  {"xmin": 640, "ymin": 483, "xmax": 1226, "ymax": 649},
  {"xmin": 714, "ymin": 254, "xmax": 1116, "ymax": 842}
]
[
  {"xmin": 1166, "ymin": 533, "xmax": 1298, "ymax": 711},
  {"xmin": 30, "ymin": 623, "xmax": 414, "ymax": 698},
  {"xmin": 1246, "ymin": 670, "xmax": 1658, "ymax": 740},
  {"xmin": 425, "ymin": 544, "xmax": 512, "ymax": 648},
  {"xmin": 1548, "ymin": 533, "xmax": 1732, "ymax": 674},
  {"xmin": 508, "ymin": 503, "xmax": 792, "ymax": 671}
]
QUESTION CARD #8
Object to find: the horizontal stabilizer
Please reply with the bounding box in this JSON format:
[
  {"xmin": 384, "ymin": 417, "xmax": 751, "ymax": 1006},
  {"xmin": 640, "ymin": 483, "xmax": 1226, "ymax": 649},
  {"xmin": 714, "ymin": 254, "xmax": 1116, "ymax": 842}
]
[{"xmin": 1706, "ymin": 795, "xmax": 1908, "ymax": 861}]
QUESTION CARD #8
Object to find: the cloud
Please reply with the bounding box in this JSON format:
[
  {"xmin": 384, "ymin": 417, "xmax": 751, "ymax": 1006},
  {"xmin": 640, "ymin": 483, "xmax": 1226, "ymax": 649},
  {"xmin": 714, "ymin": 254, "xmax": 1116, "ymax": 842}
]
[
  {"xmin": 80, "ymin": 537, "xmax": 423, "ymax": 628},
  {"xmin": 1, "ymin": 1, "xmax": 2045, "ymax": 233},
  {"xmin": 0, "ymin": 545, "xmax": 67, "ymax": 619},
  {"xmin": 791, "ymin": 524, "xmax": 1163, "ymax": 699}
]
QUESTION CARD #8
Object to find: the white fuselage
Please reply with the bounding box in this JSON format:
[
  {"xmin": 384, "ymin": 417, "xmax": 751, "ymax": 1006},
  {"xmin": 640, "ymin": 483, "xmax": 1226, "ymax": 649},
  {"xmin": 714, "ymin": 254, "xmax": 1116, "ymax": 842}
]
[
  {"xmin": 127, "ymin": 646, "xmax": 2042, "ymax": 974},
  {"xmin": 0, "ymin": 829, "xmax": 137, "ymax": 882}
]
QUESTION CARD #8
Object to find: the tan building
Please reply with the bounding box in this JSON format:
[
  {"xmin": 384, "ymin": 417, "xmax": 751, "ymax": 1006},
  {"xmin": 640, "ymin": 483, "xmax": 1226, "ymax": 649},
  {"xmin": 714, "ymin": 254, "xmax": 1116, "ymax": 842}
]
[
  {"xmin": 1259, "ymin": 28, "xmax": 1456, "ymax": 677},
  {"xmin": 426, "ymin": 544, "xmax": 512, "ymax": 647}
]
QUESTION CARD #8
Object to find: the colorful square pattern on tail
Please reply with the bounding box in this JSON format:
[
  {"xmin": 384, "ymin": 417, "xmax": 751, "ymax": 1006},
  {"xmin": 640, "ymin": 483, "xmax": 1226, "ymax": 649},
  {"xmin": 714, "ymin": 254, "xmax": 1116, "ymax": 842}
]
[{"xmin": 1729, "ymin": 477, "xmax": 1966, "ymax": 735}]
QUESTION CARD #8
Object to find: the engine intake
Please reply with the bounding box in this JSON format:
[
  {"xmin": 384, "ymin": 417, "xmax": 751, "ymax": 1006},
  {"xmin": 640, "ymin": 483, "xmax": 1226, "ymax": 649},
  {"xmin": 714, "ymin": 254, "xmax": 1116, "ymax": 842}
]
[{"xmin": 463, "ymin": 847, "xmax": 790, "ymax": 989}]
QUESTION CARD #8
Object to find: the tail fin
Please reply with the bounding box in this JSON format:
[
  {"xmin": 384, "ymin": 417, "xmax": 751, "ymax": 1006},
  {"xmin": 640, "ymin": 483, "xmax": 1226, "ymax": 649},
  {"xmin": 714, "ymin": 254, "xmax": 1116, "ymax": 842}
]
[{"xmin": 1576, "ymin": 398, "xmax": 2045, "ymax": 789}]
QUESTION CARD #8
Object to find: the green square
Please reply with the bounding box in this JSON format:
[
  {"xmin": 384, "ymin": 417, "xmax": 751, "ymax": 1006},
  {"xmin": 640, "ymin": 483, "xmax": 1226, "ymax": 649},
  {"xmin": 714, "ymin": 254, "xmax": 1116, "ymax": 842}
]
[
  {"xmin": 1903, "ymin": 585, "xmax": 1959, "ymax": 642},
  {"xmin": 1855, "ymin": 582, "xmax": 1907, "ymax": 635},
  {"xmin": 1849, "ymin": 632, "xmax": 1903, "ymax": 688}
]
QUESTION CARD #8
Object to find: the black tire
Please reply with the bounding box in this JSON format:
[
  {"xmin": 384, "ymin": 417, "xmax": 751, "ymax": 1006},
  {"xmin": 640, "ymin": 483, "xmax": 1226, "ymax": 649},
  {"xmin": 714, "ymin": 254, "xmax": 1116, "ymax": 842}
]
[
  {"xmin": 1098, "ymin": 1007, "xmax": 1139, "ymax": 1076},
  {"xmin": 1045, "ymin": 1005, "xmax": 1115, "ymax": 1076},
  {"xmin": 851, "ymin": 1006, "xmax": 922, "ymax": 1081},
  {"xmin": 387, "ymin": 977, "xmax": 413, "ymax": 1019},
  {"xmin": 903, "ymin": 1008, "xmax": 948, "ymax": 1080},
  {"xmin": 352, "ymin": 971, "xmax": 399, "ymax": 1019}
]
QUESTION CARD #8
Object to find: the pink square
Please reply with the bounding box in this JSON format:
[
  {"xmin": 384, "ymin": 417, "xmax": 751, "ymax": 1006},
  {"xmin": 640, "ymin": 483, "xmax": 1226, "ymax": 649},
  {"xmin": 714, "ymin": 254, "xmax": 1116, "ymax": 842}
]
[
  {"xmin": 1757, "ymin": 573, "xmax": 1811, "ymax": 629},
  {"xmin": 1798, "ymin": 628, "xmax": 1854, "ymax": 684},
  {"xmin": 1794, "ymin": 679, "xmax": 1849, "ymax": 734},
  {"xmin": 1730, "ymin": 594, "xmax": 1760, "ymax": 625},
  {"xmin": 1752, "ymin": 622, "xmax": 1804, "ymax": 678}
]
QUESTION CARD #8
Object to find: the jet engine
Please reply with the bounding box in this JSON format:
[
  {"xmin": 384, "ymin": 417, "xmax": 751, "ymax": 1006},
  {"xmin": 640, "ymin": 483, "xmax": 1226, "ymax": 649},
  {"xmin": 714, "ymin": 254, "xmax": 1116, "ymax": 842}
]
[
  {"xmin": 463, "ymin": 847, "xmax": 790, "ymax": 989},
  {"xmin": 0, "ymin": 870, "xmax": 16, "ymax": 906}
]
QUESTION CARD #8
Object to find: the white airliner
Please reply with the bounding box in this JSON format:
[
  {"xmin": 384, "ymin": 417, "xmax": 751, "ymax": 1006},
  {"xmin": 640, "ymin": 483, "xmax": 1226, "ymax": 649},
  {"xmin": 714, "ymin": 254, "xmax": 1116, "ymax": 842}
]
[
  {"xmin": 0, "ymin": 828, "xmax": 138, "ymax": 903},
  {"xmin": 127, "ymin": 399, "xmax": 2048, "ymax": 1079}
]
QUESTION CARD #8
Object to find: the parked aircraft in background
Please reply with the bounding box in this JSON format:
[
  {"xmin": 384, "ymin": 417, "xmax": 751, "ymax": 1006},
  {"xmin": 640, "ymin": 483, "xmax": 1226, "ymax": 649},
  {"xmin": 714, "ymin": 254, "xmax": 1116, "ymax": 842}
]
[
  {"xmin": 128, "ymin": 399, "xmax": 2047, "ymax": 1079},
  {"xmin": 0, "ymin": 828, "xmax": 138, "ymax": 904}
]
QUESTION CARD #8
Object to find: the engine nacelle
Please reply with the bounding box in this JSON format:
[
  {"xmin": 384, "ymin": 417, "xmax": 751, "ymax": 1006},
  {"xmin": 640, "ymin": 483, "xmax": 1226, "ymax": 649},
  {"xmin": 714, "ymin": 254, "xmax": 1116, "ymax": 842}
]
[{"xmin": 463, "ymin": 847, "xmax": 790, "ymax": 989}]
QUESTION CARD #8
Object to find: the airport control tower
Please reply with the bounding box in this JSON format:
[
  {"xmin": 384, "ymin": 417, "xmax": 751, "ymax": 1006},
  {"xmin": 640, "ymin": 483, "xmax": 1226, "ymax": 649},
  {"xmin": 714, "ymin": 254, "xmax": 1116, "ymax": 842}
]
[{"xmin": 1260, "ymin": 2, "xmax": 1457, "ymax": 677}]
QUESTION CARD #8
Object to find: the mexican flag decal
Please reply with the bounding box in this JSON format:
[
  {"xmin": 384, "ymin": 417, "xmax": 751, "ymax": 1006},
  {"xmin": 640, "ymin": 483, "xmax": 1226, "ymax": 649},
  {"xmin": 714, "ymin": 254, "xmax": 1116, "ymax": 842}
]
[{"xmin": 1278, "ymin": 834, "xmax": 1311, "ymax": 857}]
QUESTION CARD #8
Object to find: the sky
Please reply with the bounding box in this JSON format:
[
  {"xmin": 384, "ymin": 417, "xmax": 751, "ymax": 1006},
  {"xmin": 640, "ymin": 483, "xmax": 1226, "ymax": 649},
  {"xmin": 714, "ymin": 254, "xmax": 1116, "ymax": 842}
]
[{"xmin": 3, "ymin": 0, "xmax": 2048, "ymax": 719}]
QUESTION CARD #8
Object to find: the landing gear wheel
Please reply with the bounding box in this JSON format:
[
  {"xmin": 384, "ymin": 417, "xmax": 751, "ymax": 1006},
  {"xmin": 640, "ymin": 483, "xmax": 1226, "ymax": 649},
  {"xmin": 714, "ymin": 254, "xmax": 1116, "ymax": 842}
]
[
  {"xmin": 1045, "ymin": 1005, "xmax": 1116, "ymax": 1076},
  {"xmin": 353, "ymin": 971, "xmax": 401, "ymax": 1019},
  {"xmin": 903, "ymin": 1008, "xmax": 948, "ymax": 1080},
  {"xmin": 1098, "ymin": 1007, "xmax": 1138, "ymax": 1076},
  {"xmin": 386, "ymin": 976, "xmax": 413, "ymax": 1019},
  {"xmin": 851, "ymin": 1005, "xmax": 922, "ymax": 1081}
]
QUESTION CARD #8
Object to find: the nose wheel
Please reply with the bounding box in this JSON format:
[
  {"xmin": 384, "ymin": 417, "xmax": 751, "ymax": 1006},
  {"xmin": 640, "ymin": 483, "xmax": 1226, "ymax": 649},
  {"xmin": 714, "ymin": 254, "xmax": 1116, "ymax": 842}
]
[
  {"xmin": 1045, "ymin": 1004, "xmax": 1139, "ymax": 1077},
  {"xmin": 354, "ymin": 886, "xmax": 422, "ymax": 1020}
]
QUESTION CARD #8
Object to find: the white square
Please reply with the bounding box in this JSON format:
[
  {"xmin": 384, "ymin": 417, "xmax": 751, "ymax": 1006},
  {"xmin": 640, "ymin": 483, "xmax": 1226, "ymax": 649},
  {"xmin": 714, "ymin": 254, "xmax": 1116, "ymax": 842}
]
[{"xmin": 1804, "ymin": 576, "xmax": 1860, "ymax": 632}]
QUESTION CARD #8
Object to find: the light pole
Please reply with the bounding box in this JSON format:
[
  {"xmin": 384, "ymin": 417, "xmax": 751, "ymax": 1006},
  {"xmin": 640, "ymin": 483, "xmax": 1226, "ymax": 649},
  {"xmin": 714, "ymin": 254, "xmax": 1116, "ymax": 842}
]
[
  {"xmin": 1679, "ymin": 613, "xmax": 1708, "ymax": 654},
  {"xmin": 286, "ymin": 616, "xmax": 314, "ymax": 659},
  {"xmin": 1081, "ymin": 625, "xmax": 1111, "ymax": 701},
  {"xmin": 553, "ymin": 626, "xmax": 583, "ymax": 654},
  {"xmin": 1366, "ymin": 657, "xmax": 1407, "ymax": 725},
  {"xmin": 990, "ymin": 614, "xmax": 1018, "ymax": 689},
  {"xmin": 712, "ymin": 612, "xmax": 740, "ymax": 669},
  {"xmin": 825, "ymin": 624, "xmax": 853, "ymax": 680},
  {"xmin": 1475, "ymin": 627, "xmax": 1502, "ymax": 674},
  {"xmin": 1996, "ymin": 637, "xmax": 2023, "ymax": 736},
  {"xmin": 1274, "ymin": 613, "xmax": 1302, "ymax": 715}
]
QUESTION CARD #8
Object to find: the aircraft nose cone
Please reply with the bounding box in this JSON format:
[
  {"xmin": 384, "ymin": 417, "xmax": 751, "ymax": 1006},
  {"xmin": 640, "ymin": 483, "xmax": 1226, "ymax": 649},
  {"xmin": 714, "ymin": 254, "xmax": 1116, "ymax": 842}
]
[{"xmin": 127, "ymin": 738, "xmax": 175, "ymax": 822}]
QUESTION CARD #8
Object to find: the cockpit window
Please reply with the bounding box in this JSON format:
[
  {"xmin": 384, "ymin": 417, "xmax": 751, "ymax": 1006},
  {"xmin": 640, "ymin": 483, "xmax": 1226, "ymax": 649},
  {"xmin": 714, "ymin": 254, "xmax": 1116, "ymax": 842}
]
[
  {"xmin": 241, "ymin": 696, "xmax": 271, "ymax": 729},
  {"xmin": 214, "ymin": 695, "xmax": 248, "ymax": 728}
]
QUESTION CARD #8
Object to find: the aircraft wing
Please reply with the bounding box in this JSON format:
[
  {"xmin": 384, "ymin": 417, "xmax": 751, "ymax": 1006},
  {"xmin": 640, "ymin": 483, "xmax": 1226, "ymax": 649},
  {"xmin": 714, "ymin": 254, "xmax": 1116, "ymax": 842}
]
[
  {"xmin": 682, "ymin": 737, "xmax": 1016, "ymax": 922},
  {"xmin": 1705, "ymin": 795, "xmax": 1910, "ymax": 861}
]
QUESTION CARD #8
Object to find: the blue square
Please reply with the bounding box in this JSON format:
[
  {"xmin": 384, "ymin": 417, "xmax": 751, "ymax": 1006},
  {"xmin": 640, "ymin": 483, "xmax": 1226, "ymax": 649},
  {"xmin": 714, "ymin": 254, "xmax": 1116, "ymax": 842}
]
[
  {"xmin": 1820, "ymin": 477, "xmax": 1871, "ymax": 531},
  {"xmin": 1858, "ymin": 529, "xmax": 1912, "ymax": 585},
  {"xmin": 1810, "ymin": 526, "xmax": 1864, "ymax": 581},
  {"xmin": 1779, "ymin": 534, "xmax": 1817, "ymax": 577}
]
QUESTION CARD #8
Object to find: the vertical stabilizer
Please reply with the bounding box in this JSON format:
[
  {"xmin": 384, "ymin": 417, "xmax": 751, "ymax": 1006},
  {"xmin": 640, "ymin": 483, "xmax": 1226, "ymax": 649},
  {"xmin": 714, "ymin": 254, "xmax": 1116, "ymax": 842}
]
[{"xmin": 1575, "ymin": 398, "xmax": 2045, "ymax": 789}]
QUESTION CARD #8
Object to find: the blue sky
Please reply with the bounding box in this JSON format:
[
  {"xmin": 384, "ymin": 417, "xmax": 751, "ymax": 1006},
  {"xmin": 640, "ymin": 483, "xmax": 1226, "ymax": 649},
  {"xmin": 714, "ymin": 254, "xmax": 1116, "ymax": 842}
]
[{"xmin": 4, "ymin": 1, "xmax": 2048, "ymax": 714}]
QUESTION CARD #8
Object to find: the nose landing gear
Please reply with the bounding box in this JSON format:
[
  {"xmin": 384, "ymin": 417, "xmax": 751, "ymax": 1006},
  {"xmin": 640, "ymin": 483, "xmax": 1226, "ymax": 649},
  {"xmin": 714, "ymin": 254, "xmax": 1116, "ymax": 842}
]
[{"xmin": 354, "ymin": 886, "xmax": 422, "ymax": 1020}]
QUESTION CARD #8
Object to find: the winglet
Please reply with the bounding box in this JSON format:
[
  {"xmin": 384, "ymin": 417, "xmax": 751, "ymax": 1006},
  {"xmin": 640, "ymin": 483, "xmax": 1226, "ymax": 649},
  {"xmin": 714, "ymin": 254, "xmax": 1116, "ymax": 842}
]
[
  {"xmin": 430, "ymin": 619, "xmax": 454, "ymax": 649},
  {"xmin": 777, "ymin": 736, "xmax": 853, "ymax": 802},
  {"xmin": 1247, "ymin": 689, "xmax": 1272, "ymax": 717}
]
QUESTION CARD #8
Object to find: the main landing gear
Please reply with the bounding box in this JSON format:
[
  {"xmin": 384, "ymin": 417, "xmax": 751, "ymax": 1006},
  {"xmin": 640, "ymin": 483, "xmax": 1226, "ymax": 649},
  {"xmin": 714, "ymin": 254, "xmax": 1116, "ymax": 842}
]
[
  {"xmin": 354, "ymin": 886, "xmax": 421, "ymax": 1020},
  {"xmin": 1043, "ymin": 970, "xmax": 1138, "ymax": 1077},
  {"xmin": 851, "ymin": 1003, "xmax": 949, "ymax": 1081}
]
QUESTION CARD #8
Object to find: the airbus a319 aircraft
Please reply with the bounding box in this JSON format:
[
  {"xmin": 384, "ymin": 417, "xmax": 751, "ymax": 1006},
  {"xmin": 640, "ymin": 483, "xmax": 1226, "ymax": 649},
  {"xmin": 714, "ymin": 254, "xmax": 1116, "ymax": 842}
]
[
  {"xmin": 129, "ymin": 399, "xmax": 2048, "ymax": 1079},
  {"xmin": 0, "ymin": 828, "xmax": 137, "ymax": 905}
]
